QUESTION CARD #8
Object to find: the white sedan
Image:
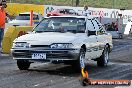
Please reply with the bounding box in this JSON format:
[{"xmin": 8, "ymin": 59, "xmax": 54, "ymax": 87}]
[
  {"xmin": 11, "ymin": 16, "xmax": 113, "ymax": 71},
  {"xmin": 9, "ymin": 12, "xmax": 43, "ymax": 26}
]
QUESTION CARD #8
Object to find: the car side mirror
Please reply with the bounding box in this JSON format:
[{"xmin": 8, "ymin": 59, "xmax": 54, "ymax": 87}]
[{"xmin": 87, "ymin": 30, "xmax": 96, "ymax": 36}]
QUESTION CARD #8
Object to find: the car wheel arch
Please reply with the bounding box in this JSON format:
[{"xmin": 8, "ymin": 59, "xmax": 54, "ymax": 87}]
[
  {"xmin": 105, "ymin": 43, "xmax": 110, "ymax": 53},
  {"xmin": 81, "ymin": 44, "xmax": 86, "ymax": 52}
]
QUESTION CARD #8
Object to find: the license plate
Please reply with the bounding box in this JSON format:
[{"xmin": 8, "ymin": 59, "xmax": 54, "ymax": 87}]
[{"xmin": 32, "ymin": 53, "xmax": 46, "ymax": 59}]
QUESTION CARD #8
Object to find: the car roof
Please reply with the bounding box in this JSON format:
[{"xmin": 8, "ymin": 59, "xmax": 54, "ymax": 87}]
[{"xmin": 46, "ymin": 15, "xmax": 94, "ymax": 19}]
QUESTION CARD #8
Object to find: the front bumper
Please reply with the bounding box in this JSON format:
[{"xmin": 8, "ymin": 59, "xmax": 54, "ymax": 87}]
[{"xmin": 11, "ymin": 48, "xmax": 80, "ymax": 61}]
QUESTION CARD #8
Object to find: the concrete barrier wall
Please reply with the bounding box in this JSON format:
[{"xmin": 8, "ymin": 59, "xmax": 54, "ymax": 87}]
[{"xmin": 2, "ymin": 26, "xmax": 33, "ymax": 53}]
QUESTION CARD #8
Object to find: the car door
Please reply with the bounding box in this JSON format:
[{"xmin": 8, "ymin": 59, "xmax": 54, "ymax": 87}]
[
  {"xmin": 92, "ymin": 19, "xmax": 107, "ymax": 58},
  {"xmin": 85, "ymin": 19, "xmax": 98, "ymax": 60}
]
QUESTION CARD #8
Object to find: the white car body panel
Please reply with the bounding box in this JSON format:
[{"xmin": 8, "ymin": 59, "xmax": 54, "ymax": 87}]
[
  {"xmin": 9, "ymin": 20, "xmax": 30, "ymax": 26},
  {"xmin": 15, "ymin": 32, "xmax": 82, "ymax": 45}
]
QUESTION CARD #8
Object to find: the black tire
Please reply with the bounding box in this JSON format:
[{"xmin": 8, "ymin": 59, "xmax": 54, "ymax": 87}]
[
  {"xmin": 71, "ymin": 48, "xmax": 86, "ymax": 72},
  {"xmin": 17, "ymin": 60, "xmax": 30, "ymax": 70},
  {"xmin": 119, "ymin": 34, "xmax": 123, "ymax": 39},
  {"xmin": 97, "ymin": 45, "xmax": 109, "ymax": 67}
]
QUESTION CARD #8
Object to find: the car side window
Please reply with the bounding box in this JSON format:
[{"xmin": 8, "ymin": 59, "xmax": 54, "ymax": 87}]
[
  {"xmin": 98, "ymin": 25, "xmax": 106, "ymax": 35},
  {"xmin": 60, "ymin": 10, "xmax": 65, "ymax": 14},
  {"xmin": 86, "ymin": 19, "xmax": 96, "ymax": 36},
  {"xmin": 93, "ymin": 19, "xmax": 106, "ymax": 35},
  {"xmin": 68, "ymin": 9, "xmax": 75, "ymax": 14},
  {"xmin": 86, "ymin": 19, "xmax": 95, "ymax": 31},
  {"xmin": 33, "ymin": 15, "xmax": 39, "ymax": 20},
  {"xmin": 92, "ymin": 19, "xmax": 100, "ymax": 31}
]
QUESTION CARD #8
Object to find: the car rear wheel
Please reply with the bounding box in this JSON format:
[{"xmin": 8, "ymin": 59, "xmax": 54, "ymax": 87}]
[
  {"xmin": 72, "ymin": 48, "xmax": 86, "ymax": 72},
  {"xmin": 97, "ymin": 45, "xmax": 109, "ymax": 67},
  {"xmin": 17, "ymin": 60, "xmax": 31, "ymax": 70}
]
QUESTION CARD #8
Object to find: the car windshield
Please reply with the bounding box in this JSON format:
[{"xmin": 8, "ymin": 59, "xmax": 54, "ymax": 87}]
[
  {"xmin": 34, "ymin": 17, "xmax": 86, "ymax": 33},
  {"xmin": 16, "ymin": 14, "xmax": 39, "ymax": 20}
]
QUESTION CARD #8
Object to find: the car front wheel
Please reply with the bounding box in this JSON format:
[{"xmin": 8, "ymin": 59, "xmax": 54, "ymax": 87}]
[
  {"xmin": 97, "ymin": 45, "xmax": 109, "ymax": 67},
  {"xmin": 72, "ymin": 48, "xmax": 86, "ymax": 72},
  {"xmin": 17, "ymin": 60, "xmax": 31, "ymax": 70}
]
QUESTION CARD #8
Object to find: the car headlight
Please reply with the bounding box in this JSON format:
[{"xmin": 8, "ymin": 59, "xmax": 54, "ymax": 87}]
[
  {"xmin": 12, "ymin": 42, "xmax": 30, "ymax": 48},
  {"xmin": 50, "ymin": 43, "xmax": 73, "ymax": 49}
]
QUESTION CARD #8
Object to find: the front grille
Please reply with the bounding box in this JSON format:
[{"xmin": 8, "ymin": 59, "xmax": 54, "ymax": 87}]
[{"xmin": 13, "ymin": 50, "xmax": 71, "ymax": 59}]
